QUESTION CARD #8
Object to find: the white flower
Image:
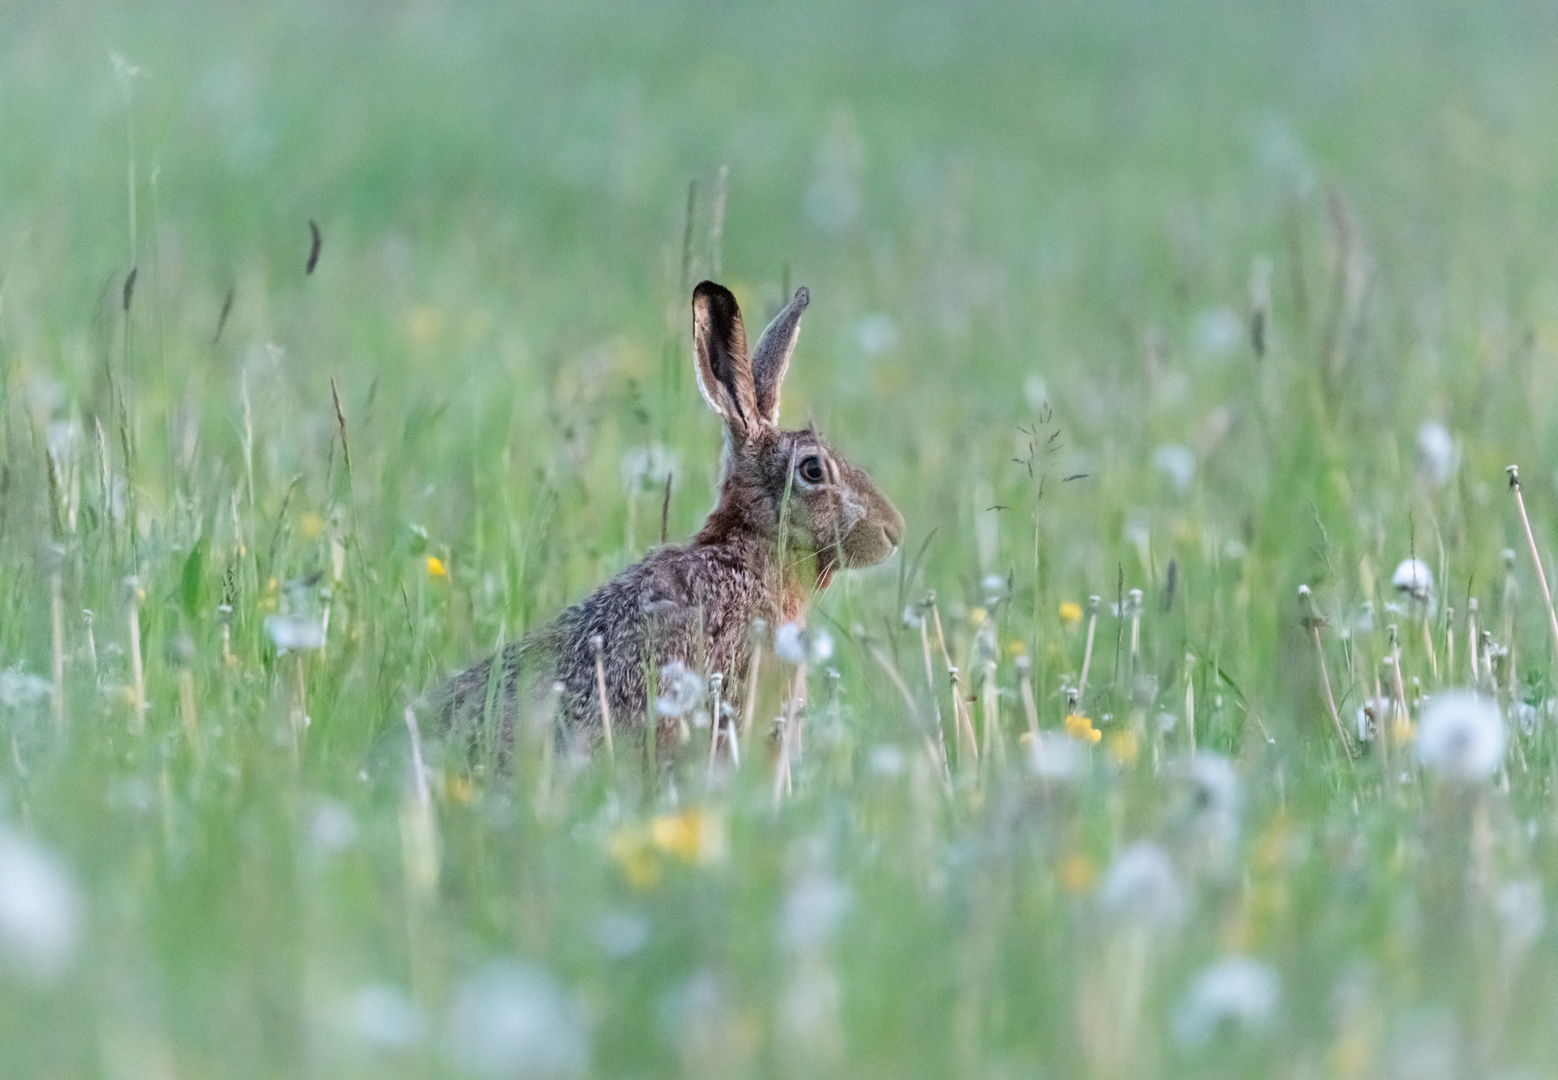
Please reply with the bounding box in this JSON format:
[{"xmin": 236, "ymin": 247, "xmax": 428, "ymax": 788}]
[
  {"xmin": 445, "ymin": 963, "xmax": 590, "ymax": 1079},
  {"xmin": 1497, "ymin": 880, "xmax": 1545, "ymax": 955},
  {"xmin": 1023, "ymin": 375, "xmax": 1049, "ymax": 411},
  {"xmin": 1417, "ymin": 691, "xmax": 1505, "ymax": 782},
  {"xmin": 1416, "ymin": 421, "xmax": 1458, "ymax": 487},
  {"xmin": 1026, "ymin": 731, "xmax": 1086, "ymax": 782},
  {"xmin": 775, "ymin": 623, "xmax": 807, "ymax": 664},
  {"xmin": 1152, "ymin": 443, "xmax": 1197, "ymax": 493},
  {"xmin": 0, "ymin": 668, "xmax": 51, "ymax": 711},
  {"xmin": 265, "ymin": 613, "xmax": 325, "ymax": 652},
  {"xmin": 594, "ymin": 909, "xmax": 650, "ymax": 959},
  {"xmin": 307, "ymin": 800, "xmax": 359, "ymax": 859},
  {"xmin": 854, "ymin": 314, "xmax": 899, "ymax": 357},
  {"xmin": 343, "ymin": 982, "xmax": 426, "ymax": 1052},
  {"xmin": 660, "ymin": 970, "xmax": 742, "ymax": 1074},
  {"xmin": 0, "ymin": 826, "xmax": 81, "ymax": 982},
  {"xmin": 867, "ymin": 744, "xmax": 906, "ymax": 776},
  {"xmin": 807, "ymin": 627, "xmax": 834, "ymax": 665},
  {"xmin": 1391, "ymin": 558, "xmax": 1433, "ymax": 603},
  {"xmin": 620, "ymin": 444, "xmax": 677, "ymax": 494},
  {"xmin": 1192, "ymin": 307, "xmax": 1243, "ymax": 362},
  {"xmin": 1171, "ymin": 956, "xmax": 1280, "ymax": 1048},
  {"xmin": 981, "ymin": 573, "xmax": 1006, "ymax": 605},
  {"xmin": 655, "ymin": 661, "xmax": 705, "ymax": 718},
  {"xmin": 1099, "ymin": 841, "xmax": 1185, "ymax": 928},
  {"xmin": 779, "ymin": 873, "xmax": 851, "ymax": 951}
]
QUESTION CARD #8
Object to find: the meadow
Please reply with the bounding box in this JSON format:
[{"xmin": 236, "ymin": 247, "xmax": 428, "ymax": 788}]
[{"xmin": 5, "ymin": 1, "xmax": 1558, "ymax": 1076}]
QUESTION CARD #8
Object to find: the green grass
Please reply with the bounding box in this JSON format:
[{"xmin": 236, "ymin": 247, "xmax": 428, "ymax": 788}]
[{"xmin": 6, "ymin": 0, "xmax": 1558, "ymax": 1075}]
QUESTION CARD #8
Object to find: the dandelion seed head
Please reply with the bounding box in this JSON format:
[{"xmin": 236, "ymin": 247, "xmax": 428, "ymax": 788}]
[
  {"xmin": 1417, "ymin": 691, "xmax": 1505, "ymax": 782},
  {"xmin": 1171, "ymin": 956, "xmax": 1280, "ymax": 1048},
  {"xmin": 779, "ymin": 873, "xmax": 851, "ymax": 951},
  {"xmin": 444, "ymin": 963, "xmax": 590, "ymax": 1079},
  {"xmin": 594, "ymin": 909, "xmax": 650, "ymax": 959},
  {"xmin": 1416, "ymin": 421, "xmax": 1458, "ymax": 487},
  {"xmin": 1152, "ymin": 443, "xmax": 1197, "ymax": 493},
  {"xmin": 620, "ymin": 444, "xmax": 677, "ymax": 494},
  {"xmin": 265, "ymin": 613, "xmax": 326, "ymax": 653},
  {"xmin": 655, "ymin": 661, "xmax": 705, "ymax": 719},
  {"xmin": 1391, "ymin": 559, "xmax": 1434, "ymax": 603},
  {"xmin": 0, "ymin": 668, "xmax": 51, "ymax": 712},
  {"xmin": 854, "ymin": 314, "xmax": 899, "ymax": 357},
  {"xmin": 1497, "ymin": 879, "xmax": 1544, "ymax": 955},
  {"xmin": 775, "ymin": 623, "xmax": 807, "ymax": 664},
  {"xmin": 343, "ymin": 982, "xmax": 426, "ymax": 1053},
  {"xmin": 0, "ymin": 826, "xmax": 81, "ymax": 983},
  {"xmin": 1099, "ymin": 841, "xmax": 1186, "ymax": 928}
]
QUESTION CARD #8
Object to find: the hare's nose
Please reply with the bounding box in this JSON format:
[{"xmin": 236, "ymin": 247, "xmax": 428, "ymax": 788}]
[{"xmin": 882, "ymin": 509, "xmax": 904, "ymax": 549}]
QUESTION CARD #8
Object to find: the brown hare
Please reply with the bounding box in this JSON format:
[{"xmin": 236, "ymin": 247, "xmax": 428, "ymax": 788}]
[{"xmin": 438, "ymin": 281, "xmax": 904, "ymax": 759}]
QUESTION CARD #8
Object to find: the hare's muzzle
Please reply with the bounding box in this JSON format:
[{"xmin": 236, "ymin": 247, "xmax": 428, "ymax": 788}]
[{"xmin": 840, "ymin": 489, "xmax": 905, "ymax": 568}]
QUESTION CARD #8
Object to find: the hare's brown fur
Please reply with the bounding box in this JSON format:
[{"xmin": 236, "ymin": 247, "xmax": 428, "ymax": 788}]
[{"xmin": 437, "ymin": 281, "xmax": 903, "ymax": 757}]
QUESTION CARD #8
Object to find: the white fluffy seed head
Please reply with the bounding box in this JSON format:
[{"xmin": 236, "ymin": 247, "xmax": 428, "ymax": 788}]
[{"xmin": 1417, "ymin": 691, "xmax": 1505, "ymax": 782}]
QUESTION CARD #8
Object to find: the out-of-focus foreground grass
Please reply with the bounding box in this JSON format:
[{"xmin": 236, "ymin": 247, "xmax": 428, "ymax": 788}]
[{"xmin": 6, "ymin": 1, "xmax": 1558, "ymax": 1076}]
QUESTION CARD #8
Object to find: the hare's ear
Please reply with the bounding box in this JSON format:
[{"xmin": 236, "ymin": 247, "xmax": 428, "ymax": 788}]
[
  {"xmin": 751, "ymin": 286, "xmax": 808, "ymax": 425},
  {"xmin": 692, "ymin": 281, "xmax": 760, "ymax": 441}
]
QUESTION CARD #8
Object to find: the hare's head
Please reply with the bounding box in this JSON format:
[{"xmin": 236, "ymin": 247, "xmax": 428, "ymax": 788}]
[{"xmin": 692, "ymin": 281, "xmax": 904, "ymax": 582}]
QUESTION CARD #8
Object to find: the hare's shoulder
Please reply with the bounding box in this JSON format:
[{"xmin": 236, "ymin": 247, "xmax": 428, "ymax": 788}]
[{"xmin": 589, "ymin": 541, "xmax": 755, "ymax": 619}]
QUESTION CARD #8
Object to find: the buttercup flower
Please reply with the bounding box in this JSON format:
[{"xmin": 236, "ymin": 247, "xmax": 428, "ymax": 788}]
[{"xmin": 1065, "ymin": 713, "xmax": 1101, "ymax": 744}]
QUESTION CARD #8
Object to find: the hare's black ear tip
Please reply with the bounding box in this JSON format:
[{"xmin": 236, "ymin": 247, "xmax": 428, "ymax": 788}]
[
  {"xmin": 693, "ymin": 280, "xmax": 734, "ymax": 304},
  {"xmin": 793, "ymin": 286, "xmax": 810, "ymax": 308}
]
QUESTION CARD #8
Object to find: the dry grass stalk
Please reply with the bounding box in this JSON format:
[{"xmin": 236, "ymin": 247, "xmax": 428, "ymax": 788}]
[
  {"xmin": 929, "ymin": 594, "xmax": 977, "ymax": 763},
  {"xmin": 980, "ymin": 659, "xmax": 1003, "ymax": 768},
  {"xmin": 868, "ymin": 643, "xmax": 949, "ymax": 787},
  {"xmin": 741, "ymin": 619, "xmax": 765, "ymax": 740},
  {"xmin": 591, "ymin": 634, "xmax": 615, "ymax": 765},
  {"xmin": 1078, "ymin": 595, "xmax": 1100, "ymax": 703},
  {"xmin": 1467, "ymin": 599, "xmax": 1481, "ymax": 686},
  {"xmin": 1017, "ymin": 654, "xmax": 1039, "ymax": 740},
  {"xmin": 706, "ymin": 671, "xmax": 727, "ymax": 782},
  {"xmin": 1507, "ymin": 465, "xmax": 1558, "ymax": 667},
  {"xmin": 1300, "ymin": 586, "xmax": 1353, "ymax": 763},
  {"xmin": 126, "ymin": 576, "xmax": 146, "ymax": 734}
]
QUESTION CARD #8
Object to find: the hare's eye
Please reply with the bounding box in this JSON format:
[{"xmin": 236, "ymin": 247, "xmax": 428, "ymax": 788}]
[{"xmin": 797, "ymin": 455, "xmax": 825, "ymax": 484}]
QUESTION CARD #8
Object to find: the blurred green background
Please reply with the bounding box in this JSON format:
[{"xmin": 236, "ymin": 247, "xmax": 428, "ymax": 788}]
[{"xmin": 6, "ymin": 1, "xmax": 1558, "ymax": 1077}]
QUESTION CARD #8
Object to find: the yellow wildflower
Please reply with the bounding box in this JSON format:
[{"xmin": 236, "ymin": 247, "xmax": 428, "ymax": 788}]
[
  {"xmin": 1390, "ymin": 714, "xmax": 1414, "ymax": 747},
  {"xmin": 1059, "ymin": 600, "xmax": 1083, "ymax": 627},
  {"xmin": 261, "ymin": 577, "xmax": 278, "ymax": 613},
  {"xmin": 650, "ymin": 809, "xmax": 725, "ymax": 864},
  {"xmin": 607, "ymin": 829, "xmax": 661, "ymax": 890},
  {"xmin": 969, "ymin": 607, "xmax": 987, "ymax": 626},
  {"xmin": 1058, "ymin": 852, "xmax": 1098, "ymax": 894},
  {"xmin": 1105, "ymin": 728, "xmax": 1138, "ymax": 764},
  {"xmin": 406, "ymin": 305, "xmax": 446, "ymax": 347},
  {"xmin": 300, "ymin": 511, "xmax": 325, "ymax": 541},
  {"xmin": 1004, "ymin": 639, "xmax": 1027, "ymax": 658},
  {"xmin": 426, "ymin": 555, "xmax": 448, "ymax": 580},
  {"xmin": 446, "ymin": 775, "xmax": 474, "ymax": 806},
  {"xmin": 1064, "ymin": 713, "xmax": 1101, "ymax": 744}
]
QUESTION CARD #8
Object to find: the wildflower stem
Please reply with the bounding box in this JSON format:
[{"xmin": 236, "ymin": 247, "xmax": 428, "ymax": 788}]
[
  {"xmin": 1300, "ymin": 587, "xmax": 1353, "ymax": 763},
  {"xmin": 1507, "ymin": 465, "xmax": 1558, "ymax": 668},
  {"xmin": 980, "ymin": 659, "xmax": 1003, "ymax": 769},
  {"xmin": 707, "ymin": 672, "xmax": 725, "ymax": 784},
  {"xmin": 1078, "ymin": 595, "xmax": 1100, "ymax": 704}
]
